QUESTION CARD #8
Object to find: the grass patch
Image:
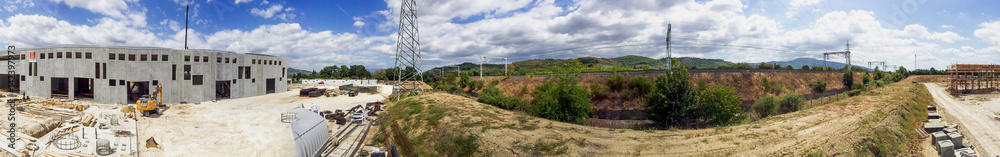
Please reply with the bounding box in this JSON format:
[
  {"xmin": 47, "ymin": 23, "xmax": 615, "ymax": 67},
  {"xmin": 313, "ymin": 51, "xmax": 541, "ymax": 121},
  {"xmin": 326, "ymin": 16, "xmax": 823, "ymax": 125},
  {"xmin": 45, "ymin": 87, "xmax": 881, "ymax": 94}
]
[{"xmin": 519, "ymin": 139, "xmax": 568, "ymax": 156}]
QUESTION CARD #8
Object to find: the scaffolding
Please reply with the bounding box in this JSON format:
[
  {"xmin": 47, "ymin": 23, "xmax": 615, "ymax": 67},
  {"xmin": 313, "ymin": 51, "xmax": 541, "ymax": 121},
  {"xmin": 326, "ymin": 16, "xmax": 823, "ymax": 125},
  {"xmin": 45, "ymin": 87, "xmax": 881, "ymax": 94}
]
[{"xmin": 947, "ymin": 64, "xmax": 1000, "ymax": 93}]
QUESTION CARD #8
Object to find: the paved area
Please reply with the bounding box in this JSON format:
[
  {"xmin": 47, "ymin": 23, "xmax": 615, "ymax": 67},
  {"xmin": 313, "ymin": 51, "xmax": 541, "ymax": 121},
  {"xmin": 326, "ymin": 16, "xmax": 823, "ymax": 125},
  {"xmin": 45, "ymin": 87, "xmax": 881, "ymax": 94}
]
[{"xmin": 924, "ymin": 83, "xmax": 1000, "ymax": 156}]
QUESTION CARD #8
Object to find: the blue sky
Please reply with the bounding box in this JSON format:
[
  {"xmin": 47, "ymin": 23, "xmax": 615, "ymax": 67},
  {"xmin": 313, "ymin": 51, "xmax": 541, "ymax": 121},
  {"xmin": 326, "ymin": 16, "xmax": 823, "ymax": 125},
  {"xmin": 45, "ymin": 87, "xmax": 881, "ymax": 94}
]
[{"xmin": 1, "ymin": 0, "xmax": 999, "ymax": 71}]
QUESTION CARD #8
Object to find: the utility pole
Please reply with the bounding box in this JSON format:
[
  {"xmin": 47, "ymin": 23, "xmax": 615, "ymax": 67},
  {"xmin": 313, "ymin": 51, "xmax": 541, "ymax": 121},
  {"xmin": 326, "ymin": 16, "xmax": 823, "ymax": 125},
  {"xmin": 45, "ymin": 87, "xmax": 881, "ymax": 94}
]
[
  {"xmin": 184, "ymin": 5, "xmax": 189, "ymax": 49},
  {"xmin": 823, "ymin": 41, "xmax": 852, "ymax": 71},
  {"xmin": 665, "ymin": 23, "xmax": 672, "ymax": 71}
]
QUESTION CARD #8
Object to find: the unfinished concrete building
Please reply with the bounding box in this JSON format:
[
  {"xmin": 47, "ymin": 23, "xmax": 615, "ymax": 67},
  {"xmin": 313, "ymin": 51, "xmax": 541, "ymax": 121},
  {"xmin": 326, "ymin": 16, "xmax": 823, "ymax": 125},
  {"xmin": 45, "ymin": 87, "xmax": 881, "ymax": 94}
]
[
  {"xmin": 1, "ymin": 44, "xmax": 288, "ymax": 103},
  {"xmin": 947, "ymin": 64, "xmax": 1000, "ymax": 92}
]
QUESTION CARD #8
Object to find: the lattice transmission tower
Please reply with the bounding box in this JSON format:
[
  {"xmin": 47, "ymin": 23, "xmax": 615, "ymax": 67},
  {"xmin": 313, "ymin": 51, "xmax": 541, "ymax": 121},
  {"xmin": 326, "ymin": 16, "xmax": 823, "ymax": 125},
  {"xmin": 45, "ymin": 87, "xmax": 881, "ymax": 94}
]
[{"xmin": 394, "ymin": 0, "xmax": 422, "ymax": 100}]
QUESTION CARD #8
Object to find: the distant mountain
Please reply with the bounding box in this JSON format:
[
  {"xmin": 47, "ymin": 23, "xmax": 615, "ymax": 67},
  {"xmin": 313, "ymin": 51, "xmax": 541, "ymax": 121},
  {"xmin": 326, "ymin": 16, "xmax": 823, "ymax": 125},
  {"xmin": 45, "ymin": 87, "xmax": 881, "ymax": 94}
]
[
  {"xmin": 754, "ymin": 58, "xmax": 871, "ymax": 70},
  {"xmin": 287, "ymin": 68, "xmax": 311, "ymax": 75}
]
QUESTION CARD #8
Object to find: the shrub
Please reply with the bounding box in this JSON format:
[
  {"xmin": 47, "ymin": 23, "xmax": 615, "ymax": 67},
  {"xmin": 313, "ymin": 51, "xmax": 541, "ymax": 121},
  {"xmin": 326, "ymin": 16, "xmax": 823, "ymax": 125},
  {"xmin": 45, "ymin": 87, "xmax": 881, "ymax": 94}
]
[
  {"xmin": 785, "ymin": 65, "xmax": 794, "ymax": 70},
  {"xmin": 647, "ymin": 59, "xmax": 697, "ymax": 127},
  {"xmin": 811, "ymin": 81, "xmax": 827, "ymax": 93},
  {"xmin": 532, "ymin": 68, "xmax": 592, "ymax": 124},
  {"xmin": 476, "ymin": 80, "xmax": 485, "ymax": 90},
  {"xmin": 862, "ymin": 72, "xmax": 872, "ymax": 84},
  {"xmin": 752, "ymin": 96, "xmax": 778, "ymax": 117},
  {"xmin": 459, "ymin": 74, "xmax": 470, "ymax": 88},
  {"xmin": 847, "ymin": 89, "xmax": 863, "ymax": 96},
  {"xmin": 489, "ymin": 80, "xmax": 500, "ymax": 87},
  {"xmin": 852, "ymin": 83, "xmax": 866, "ymax": 90},
  {"xmin": 519, "ymin": 84, "xmax": 529, "ymax": 97},
  {"xmin": 627, "ymin": 77, "xmax": 652, "ymax": 97},
  {"xmin": 757, "ymin": 62, "xmax": 774, "ymax": 69},
  {"xmin": 778, "ymin": 94, "xmax": 804, "ymax": 113},
  {"xmin": 698, "ymin": 85, "xmax": 742, "ymax": 124},
  {"xmin": 842, "ymin": 70, "xmax": 854, "ymax": 88},
  {"xmin": 605, "ymin": 72, "xmax": 626, "ymax": 91},
  {"xmin": 588, "ymin": 83, "xmax": 609, "ymax": 99},
  {"xmin": 480, "ymin": 86, "xmax": 529, "ymax": 110},
  {"xmin": 801, "ymin": 65, "xmax": 810, "ymax": 70}
]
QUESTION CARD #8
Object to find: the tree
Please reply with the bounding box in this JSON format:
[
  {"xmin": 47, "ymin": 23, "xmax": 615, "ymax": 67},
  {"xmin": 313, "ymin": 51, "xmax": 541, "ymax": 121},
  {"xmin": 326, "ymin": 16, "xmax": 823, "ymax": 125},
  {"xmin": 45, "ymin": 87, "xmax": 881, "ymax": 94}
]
[
  {"xmin": 605, "ymin": 72, "xmax": 625, "ymax": 91},
  {"xmin": 801, "ymin": 65, "xmax": 810, "ymax": 70},
  {"xmin": 784, "ymin": 65, "xmax": 794, "ymax": 70},
  {"xmin": 842, "ymin": 69, "xmax": 854, "ymax": 88},
  {"xmin": 647, "ymin": 59, "xmax": 697, "ymax": 127},
  {"xmin": 699, "ymin": 85, "xmax": 741, "ymax": 124},
  {"xmin": 873, "ymin": 67, "xmax": 884, "ymax": 80},
  {"xmin": 862, "ymin": 72, "xmax": 872, "ymax": 84},
  {"xmin": 459, "ymin": 74, "xmax": 470, "ymax": 88},
  {"xmin": 532, "ymin": 66, "xmax": 592, "ymax": 124}
]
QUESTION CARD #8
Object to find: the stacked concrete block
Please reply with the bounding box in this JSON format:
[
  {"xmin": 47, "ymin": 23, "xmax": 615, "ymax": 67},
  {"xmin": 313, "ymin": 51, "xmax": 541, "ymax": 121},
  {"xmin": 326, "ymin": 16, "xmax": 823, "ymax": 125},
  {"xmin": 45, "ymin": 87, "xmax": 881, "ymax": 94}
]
[
  {"xmin": 948, "ymin": 132, "xmax": 963, "ymax": 149},
  {"xmin": 932, "ymin": 131, "xmax": 948, "ymax": 148},
  {"xmin": 938, "ymin": 140, "xmax": 955, "ymax": 157}
]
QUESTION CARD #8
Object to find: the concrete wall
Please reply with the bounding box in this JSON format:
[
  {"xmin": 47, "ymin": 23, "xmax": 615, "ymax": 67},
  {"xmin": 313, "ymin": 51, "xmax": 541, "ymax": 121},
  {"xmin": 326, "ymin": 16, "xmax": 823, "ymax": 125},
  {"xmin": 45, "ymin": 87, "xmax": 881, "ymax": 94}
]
[{"xmin": 7, "ymin": 46, "xmax": 287, "ymax": 104}]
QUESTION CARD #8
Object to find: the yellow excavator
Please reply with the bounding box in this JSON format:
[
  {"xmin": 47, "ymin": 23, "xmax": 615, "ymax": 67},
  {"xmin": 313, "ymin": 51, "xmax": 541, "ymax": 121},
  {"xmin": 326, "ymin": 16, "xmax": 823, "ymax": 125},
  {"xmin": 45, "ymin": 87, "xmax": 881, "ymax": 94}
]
[{"xmin": 136, "ymin": 85, "xmax": 165, "ymax": 117}]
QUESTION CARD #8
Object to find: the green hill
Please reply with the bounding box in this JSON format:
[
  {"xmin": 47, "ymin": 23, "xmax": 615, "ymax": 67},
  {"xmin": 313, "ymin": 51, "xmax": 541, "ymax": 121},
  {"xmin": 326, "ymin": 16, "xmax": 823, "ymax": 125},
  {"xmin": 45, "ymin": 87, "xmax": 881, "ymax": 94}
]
[{"xmin": 287, "ymin": 68, "xmax": 311, "ymax": 75}]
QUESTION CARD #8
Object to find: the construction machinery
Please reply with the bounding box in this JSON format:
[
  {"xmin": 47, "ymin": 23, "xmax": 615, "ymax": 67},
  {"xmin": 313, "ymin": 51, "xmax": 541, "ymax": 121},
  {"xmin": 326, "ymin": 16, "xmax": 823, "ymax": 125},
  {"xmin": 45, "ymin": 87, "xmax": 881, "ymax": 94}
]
[
  {"xmin": 137, "ymin": 85, "xmax": 166, "ymax": 117},
  {"xmin": 347, "ymin": 90, "xmax": 358, "ymax": 97}
]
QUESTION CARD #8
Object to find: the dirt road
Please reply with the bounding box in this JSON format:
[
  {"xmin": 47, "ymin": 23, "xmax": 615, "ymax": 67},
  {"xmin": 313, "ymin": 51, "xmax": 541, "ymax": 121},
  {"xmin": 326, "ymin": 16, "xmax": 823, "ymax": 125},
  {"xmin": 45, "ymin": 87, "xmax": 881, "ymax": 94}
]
[{"xmin": 923, "ymin": 83, "xmax": 1000, "ymax": 156}]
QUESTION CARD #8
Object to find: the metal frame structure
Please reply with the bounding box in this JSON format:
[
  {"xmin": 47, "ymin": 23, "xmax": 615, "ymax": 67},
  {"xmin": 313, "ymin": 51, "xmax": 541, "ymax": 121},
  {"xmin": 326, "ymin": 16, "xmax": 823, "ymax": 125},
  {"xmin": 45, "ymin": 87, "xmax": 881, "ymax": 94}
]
[
  {"xmin": 868, "ymin": 61, "xmax": 885, "ymax": 71},
  {"xmin": 393, "ymin": 0, "xmax": 421, "ymax": 100},
  {"xmin": 824, "ymin": 42, "xmax": 851, "ymax": 71},
  {"xmin": 480, "ymin": 55, "xmax": 507, "ymax": 78},
  {"xmin": 947, "ymin": 64, "xmax": 1000, "ymax": 92},
  {"xmin": 440, "ymin": 65, "xmax": 459, "ymax": 76}
]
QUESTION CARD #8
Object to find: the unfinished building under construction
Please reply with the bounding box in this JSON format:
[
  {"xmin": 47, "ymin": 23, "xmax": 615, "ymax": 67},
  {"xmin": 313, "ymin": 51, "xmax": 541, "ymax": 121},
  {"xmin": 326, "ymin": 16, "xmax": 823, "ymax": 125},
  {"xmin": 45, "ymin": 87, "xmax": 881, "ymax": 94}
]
[
  {"xmin": 947, "ymin": 64, "xmax": 1000, "ymax": 93},
  {"xmin": 0, "ymin": 44, "xmax": 288, "ymax": 103}
]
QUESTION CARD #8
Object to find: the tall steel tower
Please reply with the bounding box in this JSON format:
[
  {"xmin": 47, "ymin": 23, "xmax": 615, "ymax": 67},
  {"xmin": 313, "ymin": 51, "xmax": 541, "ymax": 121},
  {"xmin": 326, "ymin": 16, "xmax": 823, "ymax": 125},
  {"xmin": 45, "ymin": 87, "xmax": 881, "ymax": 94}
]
[{"xmin": 394, "ymin": 0, "xmax": 421, "ymax": 100}]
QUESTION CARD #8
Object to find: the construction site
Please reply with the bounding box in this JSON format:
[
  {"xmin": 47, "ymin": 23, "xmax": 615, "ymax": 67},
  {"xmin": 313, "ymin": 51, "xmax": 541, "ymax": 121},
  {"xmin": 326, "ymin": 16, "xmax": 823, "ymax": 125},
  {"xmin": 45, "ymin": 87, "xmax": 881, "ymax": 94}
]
[{"xmin": 910, "ymin": 64, "xmax": 1000, "ymax": 156}]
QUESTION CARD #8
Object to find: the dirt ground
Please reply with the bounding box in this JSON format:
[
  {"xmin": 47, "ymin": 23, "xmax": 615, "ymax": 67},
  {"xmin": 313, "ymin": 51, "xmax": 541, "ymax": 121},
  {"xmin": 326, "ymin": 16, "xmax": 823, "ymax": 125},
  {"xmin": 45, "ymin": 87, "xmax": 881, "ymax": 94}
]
[
  {"xmin": 138, "ymin": 84, "xmax": 391, "ymax": 157},
  {"xmin": 924, "ymin": 82, "xmax": 1000, "ymax": 156},
  {"xmin": 378, "ymin": 76, "xmax": 932, "ymax": 156}
]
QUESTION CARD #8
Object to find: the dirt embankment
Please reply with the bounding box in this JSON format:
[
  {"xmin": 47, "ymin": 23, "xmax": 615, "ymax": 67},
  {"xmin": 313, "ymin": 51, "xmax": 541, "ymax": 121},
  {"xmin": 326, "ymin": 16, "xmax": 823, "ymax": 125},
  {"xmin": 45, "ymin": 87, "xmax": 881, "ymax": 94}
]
[
  {"xmin": 375, "ymin": 76, "xmax": 931, "ymax": 156},
  {"xmin": 469, "ymin": 72, "xmax": 860, "ymax": 120}
]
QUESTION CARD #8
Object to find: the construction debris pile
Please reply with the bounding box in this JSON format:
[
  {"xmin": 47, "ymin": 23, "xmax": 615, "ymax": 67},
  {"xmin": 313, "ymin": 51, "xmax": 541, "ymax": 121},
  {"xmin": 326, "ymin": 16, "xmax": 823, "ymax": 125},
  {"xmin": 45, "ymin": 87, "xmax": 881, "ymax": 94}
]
[
  {"xmin": 924, "ymin": 105, "xmax": 979, "ymax": 157},
  {"xmin": 0, "ymin": 92, "xmax": 138, "ymax": 157}
]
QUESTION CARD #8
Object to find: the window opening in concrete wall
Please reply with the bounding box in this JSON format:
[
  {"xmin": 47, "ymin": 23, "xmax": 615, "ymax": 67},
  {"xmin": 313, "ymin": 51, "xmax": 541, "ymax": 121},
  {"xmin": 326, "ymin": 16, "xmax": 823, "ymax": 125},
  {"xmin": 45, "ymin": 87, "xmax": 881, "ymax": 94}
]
[
  {"xmin": 110, "ymin": 53, "xmax": 115, "ymax": 60},
  {"xmin": 217, "ymin": 57, "xmax": 222, "ymax": 63},
  {"xmin": 233, "ymin": 58, "xmax": 237, "ymax": 63},
  {"xmin": 118, "ymin": 54, "xmax": 125, "ymax": 60},
  {"xmin": 237, "ymin": 67, "xmax": 243, "ymax": 79},
  {"xmin": 203, "ymin": 56, "xmax": 208, "ymax": 63},
  {"xmin": 193, "ymin": 75, "xmax": 203, "ymax": 85},
  {"xmin": 65, "ymin": 52, "xmax": 71, "ymax": 58},
  {"xmin": 151, "ymin": 54, "xmax": 158, "ymax": 61},
  {"xmin": 41, "ymin": 53, "xmax": 45, "ymax": 59},
  {"xmin": 21, "ymin": 76, "xmax": 25, "ymax": 81},
  {"xmin": 185, "ymin": 55, "xmax": 190, "ymax": 62},
  {"xmin": 225, "ymin": 58, "xmax": 230, "ymax": 63},
  {"xmin": 75, "ymin": 52, "xmax": 82, "ymax": 59},
  {"xmin": 40, "ymin": 76, "xmax": 44, "ymax": 81},
  {"xmin": 140, "ymin": 54, "xmax": 147, "ymax": 61},
  {"xmin": 129, "ymin": 54, "xmax": 136, "ymax": 61},
  {"xmin": 86, "ymin": 52, "xmax": 92, "ymax": 59},
  {"xmin": 162, "ymin": 55, "xmax": 168, "ymax": 61},
  {"xmin": 172, "ymin": 64, "xmax": 177, "ymax": 80},
  {"xmin": 33, "ymin": 63, "xmax": 38, "ymax": 76},
  {"xmin": 57, "ymin": 52, "xmax": 62, "ymax": 58},
  {"xmin": 153, "ymin": 80, "xmax": 158, "ymax": 85},
  {"xmin": 103, "ymin": 63, "xmax": 107, "ymax": 79},
  {"xmin": 119, "ymin": 80, "xmax": 125, "ymax": 85},
  {"xmin": 266, "ymin": 78, "xmax": 275, "ymax": 93},
  {"xmin": 184, "ymin": 65, "xmax": 191, "ymax": 80},
  {"xmin": 245, "ymin": 67, "xmax": 251, "ymax": 79},
  {"xmin": 110, "ymin": 79, "xmax": 116, "ymax": 86},
  {"xmin": 95, "ymin": 63, "xmax": 100, "ymax": 78},
  {"xmin": 29, "ymin": 63, "xmax": 32, "ymax": 76},
  {"xmin": 194, "ymin": 56, "xmax": 199, "ymax": 62}
]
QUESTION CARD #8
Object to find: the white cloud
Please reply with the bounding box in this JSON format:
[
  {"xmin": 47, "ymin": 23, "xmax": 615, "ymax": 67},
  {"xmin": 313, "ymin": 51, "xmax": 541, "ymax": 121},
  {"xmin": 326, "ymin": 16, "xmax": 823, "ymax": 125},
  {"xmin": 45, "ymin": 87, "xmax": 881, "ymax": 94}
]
[
  {"xmin": 4, "ymin": 0, "xmax": 35, "ymax": 13},
  {"xmin": 159, "ymin": 19, "xmax": 180, "ymax": 31},
  {"xmin": 942, "ymin": 25, "xmax": 954, "ymax": 28},
  {"xmin": 49, "ymin": 0, "xmax": 146, "ymax": 26},
  {"xmin": 234, "ymin": 0, "xmax": 253, "ymax": 4},
  {"xmin": 353, "ymin": 21, "xmax": 365, "ymax": 27},
  {"xmin": 251, "ymin": 4, "xmax": 295, "ymax": 21},
  {"xmin": 975, "ymin": 21, "xmax": 1000, "ymax": 45},
  {"xmin": 0, "ymin": 14, "xmax": 159, "ymax": 48},
  {"xmin": 785, "ymin": 0, "xmax": 822, "ymax": 18},
  {"xmin": 900, "ymin": 24, "xmax": 967, "ymax": 43}
]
